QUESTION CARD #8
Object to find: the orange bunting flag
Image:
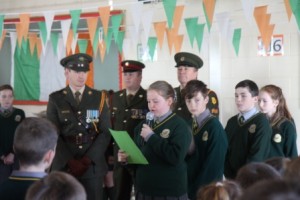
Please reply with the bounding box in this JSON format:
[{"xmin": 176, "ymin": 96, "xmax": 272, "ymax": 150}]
[
  {"xmin": 254, "ymin": 6, "xmax": 275, "ymax": 50},
  {"xmin": 173, "ymin": 5, "xmax": 184, "ymax": 35},
  {"xmin": 15, "ymin": 24, "xmax": 23, "ymax": 48},
  {"xmin": 36, "ymin": 37, "xmax": 42, "ymax": 59},
  {"xmin": 99, "ymin": 40, "xmax": 107, "ymax": 63},
  {"xmin": 166, "ymin": 28, "xmax": 176, "ymax": 54},
  {"xmin": 0, "ymin": 30, "xmax": 6, "ymax": 50},
  {"xmin": 153, "ymin": 21, "xmax": 166, "ymax": 49},
  {"xmin": 87, "ymin": 17, "xmax": 98, "ymax": 45},
  {"xmin": 66, "ymin": 30, "xmax": 74, "ymax": 55},
  {"xmin": 98, "ymin": 6, "xmax": 111, "ymax": 36},
  {"xmin": 28, "ymin": 33, "xmax": 38, "ymax": 55},
  {"xmin": 284, "ymin": 0, "xmax": 292, "ymax": 21},
  {"xmin": 19, "ymin": 14, "xmax": 30, "ymax": 40},
  {"xmin": 174, "ymin": 34, "xmax": 183, "ymax": 53},
  {"xmin": 203, "ymin": 0, "xmax": 216, "ymax": 31}
]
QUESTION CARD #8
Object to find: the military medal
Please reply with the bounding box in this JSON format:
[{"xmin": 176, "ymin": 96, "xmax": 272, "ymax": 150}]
[{"xmin": 86, "ymin": 109, "xmax": 99, "ymax": 123}]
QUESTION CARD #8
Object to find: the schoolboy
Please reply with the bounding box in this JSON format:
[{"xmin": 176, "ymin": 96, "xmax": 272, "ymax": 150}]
[
  {"xmin": 0, "ymin": 117, "xmax": 58, "ymax": 200},
  {"xmin": 224, "ymin": 79, "xmax": 272, "ymax": 179}
]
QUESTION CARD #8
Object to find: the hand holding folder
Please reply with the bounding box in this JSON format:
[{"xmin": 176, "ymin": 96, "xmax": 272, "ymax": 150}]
[{"xmin": 109, "ymin": 129, "xmax": 148, "ymax": 164}]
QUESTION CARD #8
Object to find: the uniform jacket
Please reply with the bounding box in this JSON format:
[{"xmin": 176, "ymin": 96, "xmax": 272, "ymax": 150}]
[
  {"xmin": 174, "ymin": 86, "xmax": 219, "ymax": 121},
  {"xmin": 47, "ymin": 85, "xmax": 111, "ymax": 178},
  {"xmin": 111, "ymin": 87, "xmax": 148, "ymax": 138},
  {"xmin": 224, "ymin": 112, "xmax": 272, "ymax": 179}
]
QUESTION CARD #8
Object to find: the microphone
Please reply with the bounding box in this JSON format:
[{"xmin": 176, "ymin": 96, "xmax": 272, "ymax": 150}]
[{"xmin": 145, "ymin": 112, "xmax": 154, "ymax": 126}]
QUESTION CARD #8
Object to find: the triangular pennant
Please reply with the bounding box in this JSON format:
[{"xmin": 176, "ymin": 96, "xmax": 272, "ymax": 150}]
[
  {"xmin": 70, "ymin": 9, "xmax": 82, "ymax": 39},
  {"xmin": 148, "ymin": 37, "xmax": 157, "ymax": 61},
  {"xmin": 104, "ymin": 28, "xmax": 113, "ymax": 53},
  {"xmin": 15, "ymin": 24, "xmax": 23, "ymax": 48},
  {"xmin": 166, "ymin": 28, "xmax": 176, "ymax": 54},
  {"xmin": 184, "ymin": 17, "xmax": 198, "ymax": 47},
  {"xmin": 163, "ymin": 0, "xmax": 177, "ymax": 28},
  {"xmin": 232, "ymin": 28, "xmax": 241, "ymax": 56},
  {"xmin": 71, "ymin": 33, "xmax": 78, "ymax": 54},
  {"xmin": 61, "ymin": 19, "xmax": 72, "ymax": 47},
  {"xmin": 36, "ymin": 37, "xmax": 42, "ymax": 59},
  {"xmin": 66, "ymin": 29, "xmax": 73, "ymax": 55},
  {"xmin": 99, "ymin": 40, "xmax": 107, "ymax": 63},
  {"xmin": 174, "ymin": 34, "xmax": 183, "ymax": 53},
  {"xmin": 0, "ymin": 15, "xmax": 4, "ymax": 39},
  {"xmin": 87, "ymin": 17, "xmax": 98, "ymax": 46},
  {"xmin": 38, "ymin": 22, "xmax": 47, "ymax": 45},
  {"xmin": 116, "ymin": 31, "xmax": 125, "ymax": 53},
  {"xmin": 28, "ymin": 32, "xmax": 38, "ymax": 55},
  {"xmin": 173, "ymin": 5, "xmax": 184, "ymax": 34},
  {"xmin": 19, "ymin": 14, "xmax": 30, "ymax": 40},
  {"xmin": 284, "ymin": 0, "xmax": 293, "ymax": 21},
  {"xmin": 195, "ymin": 23, "xmax": 205, "ymax": 52},
  {"xmin": 43, "ymin": 11, "xmax": 55, "ymax": 41},
  {"xmin": 0, "ymin": 30, "xmax": 6, "ymax": 50},
  {"xmin": 130, "ymin": 2, "xmax": 143, "ymax": 34},
  {"xmin": 203, "ymin": 0, "xmax": 216, "ymax": 32},
  {"xmin": 93, "ymin": 28, "xmax": 100, "ymax": 54},
  {"xmin": 51, "ymin": 32, "xmax": 59, "ymax": 55},
  {"xmin": 78, "ymin": 39, "xmax": 88, "ymax": 53},
  {"xmin": 98, "ymin": 6, "xmax": 111, "ymax": 36},
  {"xmin": 111, "ymin": 14, "xmax": 123, "ymax": 41},
  {"xmin": 289, "ymin": 0, "xmax": 300, "ymax": 30},
  {"xmin": 153, "ymin": 21, "xmax": 166, "ymax": 49}
]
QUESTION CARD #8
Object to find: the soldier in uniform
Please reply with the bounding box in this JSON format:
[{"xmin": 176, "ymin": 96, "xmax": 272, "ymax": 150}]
[
  {"xmin": 46, "ymin": 53, "xmax": 111, "ymax": 200},
  {"xmin": 173, "ymin": 52, "xmax": 219, "ymax": 121},
  {"xmin": 111, "ymin": 60, "xmax": 148, "ymax": 200}
]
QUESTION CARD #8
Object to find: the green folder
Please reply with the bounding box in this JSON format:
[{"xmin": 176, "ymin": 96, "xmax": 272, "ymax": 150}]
[{"xmin": 109, "ymin": 129, "xmax": 148, "ymax": 164}]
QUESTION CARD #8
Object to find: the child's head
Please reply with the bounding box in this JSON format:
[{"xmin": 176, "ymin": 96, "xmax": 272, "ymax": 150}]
[
  {"xmin": 183, "ymin": 80, "xmax": 209, "ymax": 116},
  {"xmin": 25, "ymin": 171, "xmax": 86, "ymax": 200},
  {"xmin": 197, "ymin": 180, "xmax": 242, "ymax": 200},
  {"xmin": 13, "ymin": 117, "xmax": 58, "ymax": 169},
  {"xmin": 259, "ymin": 84, "xmax": 292, "ymax": 121},
  {"xmin": 284, "ymin": 157, "xmax": 300, "ymax": 181},
  {"xmin": 264, "ymin": 157, "xmax": 290, "ymax": 176},
  {"xmin": 234, "ymin": 79, "xmax": 259, "ymax": 113},
  {"xmin": 235, "ymin": 162, "xmax": 281, "ymax": 190},
  {"xmin": 147, "ymin": 81, "xmax": 175, "ymax": 117},
  {"xmin": 0, "ymin": 84, "xmax": 14, "ymax": 109}
]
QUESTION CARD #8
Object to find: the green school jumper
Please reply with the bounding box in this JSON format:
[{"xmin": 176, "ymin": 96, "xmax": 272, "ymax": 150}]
[
  {"xmin": 269, "ymin": 117, "xmax": 298, "ymax": 158},
  {"xmin": 224, "ymin": 113, "xmax": 272, "ymax": 179},
  {"xmin": 134, "ymin": 113, "xmax": 192, "ymax": 197},
  {"xmin": 186, "ymin": 116, "xmax": 228, "ymax": 200}
]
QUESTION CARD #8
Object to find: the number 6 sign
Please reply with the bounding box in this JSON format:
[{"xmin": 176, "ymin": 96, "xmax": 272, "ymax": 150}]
[{"xmin": 257, "ymin": 35, "xmax": 284, "ymax": 56}]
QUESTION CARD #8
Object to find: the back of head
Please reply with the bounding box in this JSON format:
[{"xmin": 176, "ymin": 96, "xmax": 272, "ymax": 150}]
[
  {"xmin": 183, "ymin": 80, "xmax": 208, "ymax": 99},
  {"xmin": 197, "ymin": 180, "xmax": 242, "ymax": 200},
  {"xmin": 239, "ymin": 179, "xmax": 300, "ymax": 200},
  {"xmin": 236, "ymin": 162, "xmax": 281, "ymax": 190},
  {"xmin": 14, "ymin": 117, "xmax": 58, "ymax": 167},
  {"xmin": 265, "ymin": 157, "xmax": 291, "ymax": 175},
  {"xmin": 284, "ymin": 157, "xmax": 300, "ymax": 181},
  {"xmin": 25, "ymin": 171, "xmax": 86, "ymax": 200},
  {"xmin": 235, "ymin": 79, "xmax": 259, "ymax": 97}
]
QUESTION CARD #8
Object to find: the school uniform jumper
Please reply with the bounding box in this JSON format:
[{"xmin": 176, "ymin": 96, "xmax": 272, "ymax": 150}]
[
  {"xmin": 224, "ymin": 112, "xmax": 272, "ymax": 179},
  {"xmin": 186, "ymin": 113, "xmax": 228, "ymax": 200},
  {"xmin": 134, "ymin": 113, "xmax": 192, "ymax": 199}
]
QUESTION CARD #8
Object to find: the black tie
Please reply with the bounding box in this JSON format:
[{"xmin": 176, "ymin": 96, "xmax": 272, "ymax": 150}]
[
  {"xmin": 75, "ymin": 91, "xmax": 81, "ymax": 105},
  {"xmin": 239, "ymin": 115, "xmax": 245, "ymax": 124},
  {"xmin": 127, "ymin": 94, "xmax": 134, "ymax": 105}
]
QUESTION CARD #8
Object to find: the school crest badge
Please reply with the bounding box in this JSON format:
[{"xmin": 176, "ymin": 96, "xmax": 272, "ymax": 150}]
[
  {"xmin": 273, "ymin": 133, "xmax": 282, "ymax": 143},
  {"xmin": 248, "ymin": 124, "xmax": 256, "ymax": 133},
  {"xmin": 160, "ymin": 129, "xmax": 170, "ymax": 138}
]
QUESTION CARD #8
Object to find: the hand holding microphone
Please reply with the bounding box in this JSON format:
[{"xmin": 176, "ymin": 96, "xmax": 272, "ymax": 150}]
[{"xmin": 140, "ymin": 112, "xmax": 154, "ymax": 140}]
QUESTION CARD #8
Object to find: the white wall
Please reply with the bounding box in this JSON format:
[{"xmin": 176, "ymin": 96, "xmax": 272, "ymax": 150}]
[{"xmin": 7, "ymin": 0, "xmax": 300, "ymax": 148}]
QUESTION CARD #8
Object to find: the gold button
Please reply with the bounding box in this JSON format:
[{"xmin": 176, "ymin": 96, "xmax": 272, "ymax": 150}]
[
  {"xmin": 78, "ymin": 145, "xmax": 83, "ymax": 149},
  {"xmin": 123, "ymin": 120, "xmax": 127, "ymax": 123},
  {"xmin": 78, "ymin": 133, "xmax": 83, "ymax": 136},
  {"xmin": 78, "ymin": 122, "xmax": 81, "ymax": 125},
  {"xmin": 64, "ymin": 119, "xmax": 68, "ymax": 121},
  {"xmin": 78, "ymin": 111, "xmax": 81, "ymax": 114},
  {"xmin": 125, "ymin": 109, "xmax": 129, "ymax": 112}
]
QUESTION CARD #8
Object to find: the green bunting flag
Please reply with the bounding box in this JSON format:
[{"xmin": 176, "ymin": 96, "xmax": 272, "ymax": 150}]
[
  {"xmin": 93, "ymin": 28, "xmax": 100, "ymax": 54},
  {"xmin": 104, "ymin": 28, "xmax": 113, "ymax": 53},
  {"xmin": 163, "ymin": 0, "xmax": 177, "ymax": 28},
  {"xmin": 116, "ymin": 31, "xmax": 125, "ymax": 53},
  {"xmin": 148, "ymin": 37, "xmax": 157, "ymax": 61},
  {"xmin": 195, "ymin": 23, "xmax": 205, "ymax": 52},
  {"xmin": 232, "ymin": 28, "xmax": 242, "ymax": 56},
  {"xmin": 78, "ymin": 39, "xmax": 88, "ymax": 53},
  {"xmin": 0, "ymin": 15, "xmax": 4, "ymax": 38},
  {"xmin": 289, "ymin": 0, "xmax": 300, "ymax": 30},
  {"xmin": 111, "ymin": 14, "xmax": 124, "ymax": 42},
  {"xmin": 50, "ymin": 32, "xmax": 59, "ymax": 55},
  {"xmin": 184, "ymin": 17, "xmax": 198, "ymax": 47},
  {"xmin": 70, "ymin": 9, "xmax": 82, "ymax": 39},
  {"xmin": 38, "ymin": 22, "xmax": 47, "ymax": 45}
]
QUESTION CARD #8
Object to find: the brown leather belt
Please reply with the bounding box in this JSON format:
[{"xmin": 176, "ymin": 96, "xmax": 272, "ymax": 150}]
[{"xmin": 65, "ymin": 133, "xmax": 96, "ymax": 145}]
